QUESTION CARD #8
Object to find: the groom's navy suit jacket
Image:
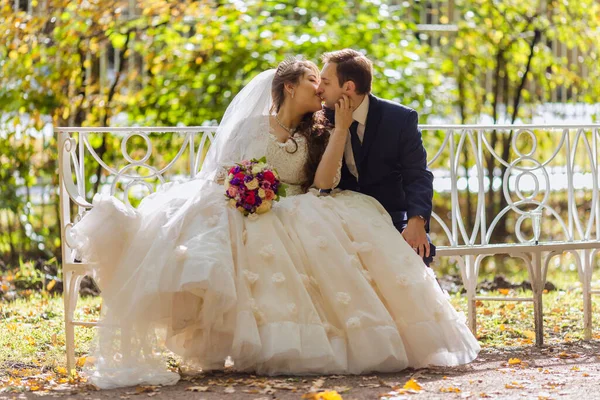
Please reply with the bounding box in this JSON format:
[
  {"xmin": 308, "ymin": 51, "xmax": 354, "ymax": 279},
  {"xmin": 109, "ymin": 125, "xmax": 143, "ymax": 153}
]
[{"xmin": 328, "ymin": 94, "xmax": 435, "ymax": 261}]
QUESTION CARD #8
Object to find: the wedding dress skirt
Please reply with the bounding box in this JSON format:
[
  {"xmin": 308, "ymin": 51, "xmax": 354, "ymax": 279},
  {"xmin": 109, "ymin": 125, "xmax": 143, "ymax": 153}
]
[{"xmin": 72, "ymin": 178, "xmax": 480, "ymax": 389}]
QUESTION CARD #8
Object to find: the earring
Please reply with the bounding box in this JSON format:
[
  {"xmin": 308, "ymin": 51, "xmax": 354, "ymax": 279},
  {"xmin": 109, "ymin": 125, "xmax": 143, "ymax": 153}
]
[{"xmin": 291, "ymin": 90, "xmax": 295, "ymax": 99}]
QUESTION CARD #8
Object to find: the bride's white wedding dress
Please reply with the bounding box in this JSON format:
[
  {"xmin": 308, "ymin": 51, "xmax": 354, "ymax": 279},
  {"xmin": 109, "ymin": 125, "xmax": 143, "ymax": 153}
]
[{"xmin": 73, "ymin": 122, "xmax": 479, "ymax": 389}]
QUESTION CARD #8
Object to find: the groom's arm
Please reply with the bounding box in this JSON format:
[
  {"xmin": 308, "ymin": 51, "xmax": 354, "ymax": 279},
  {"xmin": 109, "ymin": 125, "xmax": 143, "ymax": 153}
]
[{"xmin": 398, "ymin": 109, "xmax": 434, "ymax": 231}]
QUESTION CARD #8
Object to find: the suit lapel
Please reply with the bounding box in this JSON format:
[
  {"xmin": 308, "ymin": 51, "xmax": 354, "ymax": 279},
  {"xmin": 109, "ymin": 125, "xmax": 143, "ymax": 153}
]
[{"xmin": 358, "ymin": 94, "xmax": 382, "ymax": 168}]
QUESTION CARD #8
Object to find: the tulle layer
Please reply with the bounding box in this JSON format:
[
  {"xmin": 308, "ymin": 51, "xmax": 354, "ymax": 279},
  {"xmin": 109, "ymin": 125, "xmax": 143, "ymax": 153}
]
[{"xmin": 72, "ymin": 180, "xmax": 479, "ymax": 388}]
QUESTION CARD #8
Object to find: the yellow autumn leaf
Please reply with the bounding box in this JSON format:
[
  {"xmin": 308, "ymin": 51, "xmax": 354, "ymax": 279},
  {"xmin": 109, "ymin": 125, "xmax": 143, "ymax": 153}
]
[
  {"xmin": 498, "ymin": 288, "xmax": 510, "ymax": 295},
  {"xmin": 302, "ymin": 391, "xmax": 343, "ymax": 400},
  {"xmin": 508, "ymin": 358, "xmax": 522, "ymax": 365},
  {"xmin": 523, "ymin": 330, "xmax": 535, "ymax": 340},
  {"xmin": 403, "ymin": 378, "xmax": 422, "ymax": 391},
  {"xmin": 46, "ymin": 279, "xmax": 56, "ymax": 291},
  {"xmin": 316, "ymin": 391, "xmax": 343, "ymax": 400},
  {"xmin": 440, "ymin": 386, "xmax": 461, "ymax": 393},
  {"xmin": 56, "ymin": 366, "xmax": 67, "ymax": 375},
  {"xmin": 76, "ymin": 356, "xmax": 86, "ymax": 367}
]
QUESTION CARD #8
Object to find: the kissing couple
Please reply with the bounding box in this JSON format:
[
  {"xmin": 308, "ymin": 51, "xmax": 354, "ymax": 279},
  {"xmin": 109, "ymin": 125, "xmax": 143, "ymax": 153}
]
[{"xmin": 71, "ymin": 49, "xmax": 479, "ymax": 389}]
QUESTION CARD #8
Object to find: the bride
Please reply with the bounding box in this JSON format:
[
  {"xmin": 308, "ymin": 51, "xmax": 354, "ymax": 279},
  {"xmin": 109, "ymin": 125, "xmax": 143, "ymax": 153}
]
[{"xmin": 72, "ymin": 58, "xmax": 479, "ymax": 389}]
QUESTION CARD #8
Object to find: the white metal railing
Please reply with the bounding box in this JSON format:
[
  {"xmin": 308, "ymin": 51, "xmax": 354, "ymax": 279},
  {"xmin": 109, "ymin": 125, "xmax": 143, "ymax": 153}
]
[
  {"xmin": 423, "ymin": 124, "xmax": 600, "ymax": 246},
  {"xmin": 56, "ymin": 124, "xmax": 600, "ymax": 371}
]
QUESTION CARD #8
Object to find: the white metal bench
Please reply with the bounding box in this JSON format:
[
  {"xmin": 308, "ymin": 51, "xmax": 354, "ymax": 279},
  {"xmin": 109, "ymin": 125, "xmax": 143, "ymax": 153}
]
[{"xmin": 57, "ymin": 124, "xmax": 600, "ymax": 372}]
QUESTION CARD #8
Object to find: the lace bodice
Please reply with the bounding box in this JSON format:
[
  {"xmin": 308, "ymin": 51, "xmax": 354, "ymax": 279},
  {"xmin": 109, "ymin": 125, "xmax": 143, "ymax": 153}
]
[
  {"xmin": 265, "ymin": 130, "xmax": 343, "ymax": 196},
  {"xmin": 265, "ymin": 133, "xmax": 309, "ymax": 196}
]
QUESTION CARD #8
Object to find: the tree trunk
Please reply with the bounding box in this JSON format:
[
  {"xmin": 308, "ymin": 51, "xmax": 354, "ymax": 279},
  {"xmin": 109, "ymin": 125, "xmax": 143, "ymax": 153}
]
[
  {"xmin": 485, "ymin": 50, "xmax": 505, "ymax": 241},
  {"xmin": 497, "ymin": 29, "xmax": 542, "ymax": 240},
  {"xmin": 457, "ymin": 67, "xmax": 474, "ymax": 233}
]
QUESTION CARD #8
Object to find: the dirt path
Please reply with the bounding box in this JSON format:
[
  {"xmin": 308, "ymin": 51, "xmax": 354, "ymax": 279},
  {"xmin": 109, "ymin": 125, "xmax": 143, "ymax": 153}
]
[{"xmin": 6, "ymin": 341, "xmax": 599, "ymax": 400}]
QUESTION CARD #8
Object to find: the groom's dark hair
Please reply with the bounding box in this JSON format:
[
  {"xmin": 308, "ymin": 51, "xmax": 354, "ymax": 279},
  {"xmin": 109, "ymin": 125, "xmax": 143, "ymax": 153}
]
[{"xmin": 321, "ymin": 49, "xmax": 373, "ymax": 95}]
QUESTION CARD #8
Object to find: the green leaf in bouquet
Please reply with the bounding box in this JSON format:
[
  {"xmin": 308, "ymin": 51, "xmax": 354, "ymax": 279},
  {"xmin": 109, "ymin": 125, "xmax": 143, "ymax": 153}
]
[{"xmin": 277, "ymin": 183, "xmax": 288, "ymax": 198}]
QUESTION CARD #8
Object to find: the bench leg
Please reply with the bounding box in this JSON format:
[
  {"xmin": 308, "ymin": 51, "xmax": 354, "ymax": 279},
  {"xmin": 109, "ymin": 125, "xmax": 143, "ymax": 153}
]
[
  {"xmin": 514, "ymin": 251, "xmax": 544, "ymax": 346},
  {"xmin": 531, "ymin": 251, "xmax": 544, "ymax": 347},
  {"xmin": 579, "ymin": 249, "xmax": 593, "ymax": 340},
  {"xmin": 63, "ymin": 269, "xmax": 76, "ymax": 374},
  {"xmin": 458, "ymin": 255, "xmax": 478, "ymax": 336},
  {"xmin": 533, "ymin": 289, "xmax": 544, "ymax": 346}
]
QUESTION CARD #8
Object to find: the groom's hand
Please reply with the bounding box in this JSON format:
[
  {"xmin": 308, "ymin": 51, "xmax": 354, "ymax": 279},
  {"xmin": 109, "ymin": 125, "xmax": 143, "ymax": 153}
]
[{"xmin": 402, "ymin": 217, "xmax": 430, "ymax": 258}]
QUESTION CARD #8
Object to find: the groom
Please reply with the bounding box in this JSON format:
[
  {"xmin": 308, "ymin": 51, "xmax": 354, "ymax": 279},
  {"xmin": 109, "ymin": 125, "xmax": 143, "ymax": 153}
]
[{"xmin": 317, "ymin": 49, "xmax": 436, "ymax": 266}]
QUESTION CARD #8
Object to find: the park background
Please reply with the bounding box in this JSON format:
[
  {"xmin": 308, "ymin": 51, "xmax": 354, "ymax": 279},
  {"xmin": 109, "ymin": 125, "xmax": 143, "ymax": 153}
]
[{"xmin": 1, "ymin": 0, "xmax": 600, "ymax": 397}]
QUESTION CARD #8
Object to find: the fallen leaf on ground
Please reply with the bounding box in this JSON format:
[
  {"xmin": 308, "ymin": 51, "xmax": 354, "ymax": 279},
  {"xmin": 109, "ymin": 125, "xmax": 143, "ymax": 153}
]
[
  {"xmin": 333, "ymin": 386, "xmax": 351, "ymax": 393},
  {"xmin": 403, "ymin": 378, "xmax": 422, "ymax": 391},
  {"xmin": 440, "ymin": 386, "xmax": 461, "ymax": 393},
  {"xmin": 309, "ymin": 378, "xmax": 326, "ymax": 392},
  {"xmin": 558, "ymin": 352, "xmax": 580, "ymax": 359},
  {"xmin": 302, "ymin": 390, "xmax": 343, "ymax": 400},
  {"xmin": 259, "ymin": 386, "xmax": 276, "ymax": 395},
  {"xmin": 224, "ymin": 385, "xmax": 235, "ymax": 393},
  {"xmin": 272, "ymin": 382, "xmax": 297, "ymax": 390},
  {"xmin": 508, "ymin": 358, "xmax": 522, "ymax": 365},
  {"xmin": 186, "ymin": 386, "xmax": 209, "ymax": 392},
  {"xmin": 136, "ymin": 385, "xmax": 159, "ymax": 393}
]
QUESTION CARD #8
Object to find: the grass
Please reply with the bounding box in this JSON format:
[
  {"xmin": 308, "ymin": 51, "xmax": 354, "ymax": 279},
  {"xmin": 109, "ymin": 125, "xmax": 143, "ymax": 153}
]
[
  {"xmin": 1, "ymin": 271, "xmax": 599, "ymax": 381},
  {"xmin": 1, "ymin": 293, "xmax": 100, "ymax": 371}
]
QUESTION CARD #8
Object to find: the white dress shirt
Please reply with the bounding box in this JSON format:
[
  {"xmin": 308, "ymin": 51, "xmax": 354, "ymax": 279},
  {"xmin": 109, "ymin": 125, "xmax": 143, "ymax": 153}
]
[{"xmin": 344, "ymin": 95, "xmax": 370, "ymax": 179}]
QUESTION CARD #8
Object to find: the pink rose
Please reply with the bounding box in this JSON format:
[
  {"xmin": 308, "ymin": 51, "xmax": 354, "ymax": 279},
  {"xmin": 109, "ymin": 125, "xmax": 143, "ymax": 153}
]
[
  {"xmin": 227, "ymin": 186, "xmax": 238, "ymax": 197},
  {"xmin": 265, "ymin": 189, "xmax": 275, "ymax": 200}
]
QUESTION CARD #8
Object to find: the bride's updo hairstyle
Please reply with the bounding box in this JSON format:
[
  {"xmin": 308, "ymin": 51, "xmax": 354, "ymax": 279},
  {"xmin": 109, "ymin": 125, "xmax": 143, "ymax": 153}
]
[{"xmin": 271, "ymin": 57, "xmax": 331, "ymax": 192}]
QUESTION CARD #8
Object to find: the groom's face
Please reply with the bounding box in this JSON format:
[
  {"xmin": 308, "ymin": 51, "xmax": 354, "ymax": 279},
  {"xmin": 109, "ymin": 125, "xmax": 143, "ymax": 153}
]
[{"xmin": 317, "ymin": 62, "xmax": 345, "ymax": 110}]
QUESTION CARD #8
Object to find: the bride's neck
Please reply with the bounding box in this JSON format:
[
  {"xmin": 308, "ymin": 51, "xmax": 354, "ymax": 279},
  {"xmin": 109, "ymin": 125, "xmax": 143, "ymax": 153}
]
[{"xmin": 277, "ymin": 105, "xmax": 303, "ymax": 131}]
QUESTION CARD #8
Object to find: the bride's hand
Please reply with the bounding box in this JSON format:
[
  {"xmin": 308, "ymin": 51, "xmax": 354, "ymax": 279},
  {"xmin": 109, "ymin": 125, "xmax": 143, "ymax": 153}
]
[{"xmin": 334, "ymin": 95, "xmax": 353, "ymax": 131}]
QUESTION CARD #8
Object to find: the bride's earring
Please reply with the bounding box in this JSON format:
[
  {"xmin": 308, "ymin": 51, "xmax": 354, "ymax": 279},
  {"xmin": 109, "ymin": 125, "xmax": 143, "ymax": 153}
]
[{"xmin": 291, "ymin": 90, "xmax": 295, "ymax": 99}]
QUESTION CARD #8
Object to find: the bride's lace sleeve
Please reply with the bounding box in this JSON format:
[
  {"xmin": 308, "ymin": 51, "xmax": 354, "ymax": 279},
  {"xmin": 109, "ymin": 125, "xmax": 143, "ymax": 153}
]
[{"xmin": 332, "ymin": 158, "xmax": 342, "ymax": 189}]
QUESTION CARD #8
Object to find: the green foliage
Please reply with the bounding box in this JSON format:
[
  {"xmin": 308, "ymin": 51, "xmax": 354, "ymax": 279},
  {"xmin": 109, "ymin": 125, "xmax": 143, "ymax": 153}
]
[
  {"xmin": 446, "ymin": 0, "xmax": 600, "ymax": 124},
  {"xmin": 0, "ymin": 0, "xmax": 598, "ymax": 266}
]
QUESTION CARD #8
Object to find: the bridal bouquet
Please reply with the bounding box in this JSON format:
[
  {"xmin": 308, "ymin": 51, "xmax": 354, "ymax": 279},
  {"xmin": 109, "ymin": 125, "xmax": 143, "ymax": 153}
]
[{"xmin": 224, "ymin": 157, "xmax": 286, "ymax": 216}]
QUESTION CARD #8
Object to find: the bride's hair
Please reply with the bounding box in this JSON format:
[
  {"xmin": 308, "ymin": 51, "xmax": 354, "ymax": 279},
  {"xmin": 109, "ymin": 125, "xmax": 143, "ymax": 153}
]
[{"xmin": 271, "ymin": 57, "xmax": 331, "ymax": 192}]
